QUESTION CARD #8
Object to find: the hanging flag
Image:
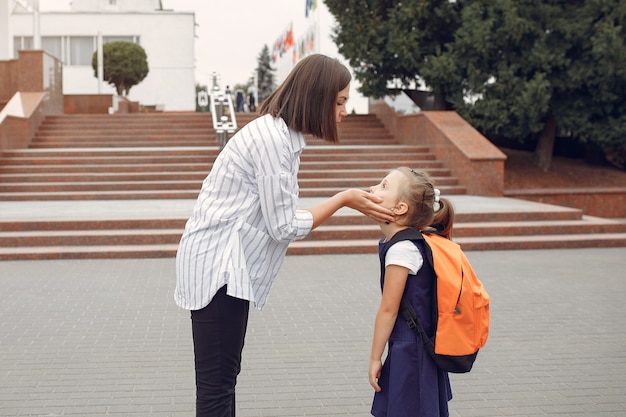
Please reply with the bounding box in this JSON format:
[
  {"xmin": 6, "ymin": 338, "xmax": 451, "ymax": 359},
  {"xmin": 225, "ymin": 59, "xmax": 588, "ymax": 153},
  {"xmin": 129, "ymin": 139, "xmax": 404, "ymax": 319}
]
[{"xmin": 284, "ymin": 22, "xmax": 294, "ymax": 50}]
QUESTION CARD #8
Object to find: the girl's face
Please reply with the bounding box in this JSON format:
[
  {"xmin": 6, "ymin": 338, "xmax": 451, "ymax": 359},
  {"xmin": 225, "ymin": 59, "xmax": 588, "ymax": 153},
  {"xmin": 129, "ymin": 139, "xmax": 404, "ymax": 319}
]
[
  {"xmin": 335, "ymin": 84, "xmax": 350, "ymax": 123},
  {"xmin": 369, "ymin": 170, "xmax": 405, "ymax": 210}
]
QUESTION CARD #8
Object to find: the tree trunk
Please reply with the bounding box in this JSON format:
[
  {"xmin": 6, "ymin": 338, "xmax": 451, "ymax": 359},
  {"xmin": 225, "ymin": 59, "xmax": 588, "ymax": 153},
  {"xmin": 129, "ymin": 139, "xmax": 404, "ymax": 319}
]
[
  {"xmin": 533, "ymin": 113, "xmax": 557, "ymax": 172},
  {"xmin": 432, "ymin": 91, "xmax": 447, "ymax": 110}
]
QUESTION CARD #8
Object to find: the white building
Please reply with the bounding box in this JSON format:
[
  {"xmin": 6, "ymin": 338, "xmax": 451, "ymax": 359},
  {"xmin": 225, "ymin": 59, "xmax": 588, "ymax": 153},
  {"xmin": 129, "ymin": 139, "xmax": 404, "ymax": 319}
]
[{"xmin": 6, "ymin": 0, "xmax": 195, "ymax": 111}]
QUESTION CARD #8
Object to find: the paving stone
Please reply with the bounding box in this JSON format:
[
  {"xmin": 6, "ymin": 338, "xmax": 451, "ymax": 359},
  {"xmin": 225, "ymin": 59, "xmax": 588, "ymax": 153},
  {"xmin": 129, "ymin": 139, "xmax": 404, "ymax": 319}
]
[{"xmin": 0, "ymin": 248, "xmax": 624, "ymax": 416}]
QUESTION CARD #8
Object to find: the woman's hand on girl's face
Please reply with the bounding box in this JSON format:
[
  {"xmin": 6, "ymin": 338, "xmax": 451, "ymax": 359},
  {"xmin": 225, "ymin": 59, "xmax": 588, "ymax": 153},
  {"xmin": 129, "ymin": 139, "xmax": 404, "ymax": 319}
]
[{"xmin": 342, "ymin": 189, "xmax": 395, "ymax": 223}]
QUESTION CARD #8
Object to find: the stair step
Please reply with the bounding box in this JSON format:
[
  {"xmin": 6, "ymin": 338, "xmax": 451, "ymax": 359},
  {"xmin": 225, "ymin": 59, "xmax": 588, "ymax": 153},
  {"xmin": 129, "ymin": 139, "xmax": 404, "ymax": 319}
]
[
  {"xmin": 2, "ymin": 229, "xmax": 625, "ymax": 260},
  {"xmin": 454, "ymin": 233, "xmax": 626, "ymax": 251},
  {"xmin": 0, "ymin": 218, "xmax": 187, "ymax": 232},
  {"xmin": 0, "ymin": 181, "xmax": 206, "ymax": 192},
  {"xmin": 0, "ymin": 184, "xmax": 468, "ymax": 200},
  {"xmin": 2, "ymin": 145, "xmax": 425, "ymax": 158},
  {"xmin": 306, "ymin": 219, "xmax": 626, "ymax": 240},
  {"xmin": 0, "ymin": 190, "xmax": 201, "ymax": 200},
  {"xmin": 7, "ymin": 153, "xmax": 427, "ymax": 163},
  {"xmin": 0, "ymin": 176, "xmax": 460, "ymax": 189},
  {"xmin": 1, "ymin": 147, "xmax": 221, "ymax": 158},
  {"xmin": 298, "ymin": 185, "xmax": 467, "ymax": 198},
  {"xmin": 0, "ymin": 206, "xmax": 593, "ymax": 234},
  {"xmin": 0, "ymin": 243, "xmax": 180, "ymax": 260},
  {"xmin": 0, "ymin": 160, "xmax": 446, "ymax": 173},
  {"xmin": 29, "ymin": 142, "xmax": 219, "ymax": 149},
  {"xmin": 453, "ymin": 218, "xmax": 626, "ymax": 236},
  {"xmin": 0, "ymin": 168, "xmax": 455, "ymax": 182},
  {"xmin": 289, "ymin": 233, "xmax": 626, "ymax": 254},
  {"xmin": 0, "ymin": 152, "xmax": 431, "ymax": 165},
  {"xmin": 0, "ymin": 228, "xmax": 183, "ymax": 246}
]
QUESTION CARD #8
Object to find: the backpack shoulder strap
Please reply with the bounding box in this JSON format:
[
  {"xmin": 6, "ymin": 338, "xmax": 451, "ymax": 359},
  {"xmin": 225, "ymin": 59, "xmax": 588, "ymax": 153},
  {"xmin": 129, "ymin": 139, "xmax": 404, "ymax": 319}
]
[
  {"xmin": 379, "ymin": 228, "xmax": 437, "ymax": 350},
  {"xmin": 380, "ymin": 227, "xmax": 428, "ymax": 267}
]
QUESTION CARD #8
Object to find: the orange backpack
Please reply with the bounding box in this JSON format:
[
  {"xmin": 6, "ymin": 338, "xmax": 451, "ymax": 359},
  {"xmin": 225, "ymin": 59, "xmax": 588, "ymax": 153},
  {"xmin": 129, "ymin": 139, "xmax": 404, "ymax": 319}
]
[{"xmin": 381, "ymin": 228, "xmax": 490, "ymax": 373}]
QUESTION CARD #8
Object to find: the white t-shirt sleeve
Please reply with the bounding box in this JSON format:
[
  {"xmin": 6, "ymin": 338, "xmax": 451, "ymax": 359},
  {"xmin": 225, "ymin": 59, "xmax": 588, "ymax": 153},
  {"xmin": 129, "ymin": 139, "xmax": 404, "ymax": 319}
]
[{"xmin": 385, "ymin": 240, "xmax": 424, "ymax": 275}]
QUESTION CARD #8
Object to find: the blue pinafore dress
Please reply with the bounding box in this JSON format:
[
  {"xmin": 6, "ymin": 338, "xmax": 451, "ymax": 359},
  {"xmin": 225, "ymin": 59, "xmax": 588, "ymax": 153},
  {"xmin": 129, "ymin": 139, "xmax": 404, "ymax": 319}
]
[{"xmin": 371, "ymin": 239, "xmax": 452, "ymax": 417}]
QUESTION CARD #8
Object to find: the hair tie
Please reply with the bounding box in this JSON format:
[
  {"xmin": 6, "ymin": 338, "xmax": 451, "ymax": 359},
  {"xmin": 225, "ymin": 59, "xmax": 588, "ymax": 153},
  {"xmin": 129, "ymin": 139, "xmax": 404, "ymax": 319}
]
[{"xmin": 433, "ymin": 188, "xmax": 441, "ymax": 212}]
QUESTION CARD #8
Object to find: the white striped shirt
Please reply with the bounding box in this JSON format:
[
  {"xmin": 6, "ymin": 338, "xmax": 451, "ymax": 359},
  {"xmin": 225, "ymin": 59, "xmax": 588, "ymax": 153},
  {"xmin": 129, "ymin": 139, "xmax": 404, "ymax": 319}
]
[{"xmin": 175, "ymin": 114, "xmax": 314, "ymax": 310}]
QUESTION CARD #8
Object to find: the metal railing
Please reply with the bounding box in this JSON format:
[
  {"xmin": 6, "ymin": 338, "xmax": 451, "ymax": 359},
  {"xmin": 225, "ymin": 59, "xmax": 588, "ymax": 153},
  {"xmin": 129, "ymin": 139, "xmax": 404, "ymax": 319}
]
[{"xmin": 209, "ymin": 73, "xmax": 237, "ymax": 148}]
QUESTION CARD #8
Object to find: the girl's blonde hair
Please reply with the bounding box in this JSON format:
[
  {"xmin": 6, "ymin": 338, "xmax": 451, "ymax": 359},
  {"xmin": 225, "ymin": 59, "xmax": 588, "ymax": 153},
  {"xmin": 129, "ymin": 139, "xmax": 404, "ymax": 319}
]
[{"xmin": 395, "ymin": 167, "xmax": 455, "ymax": 239}]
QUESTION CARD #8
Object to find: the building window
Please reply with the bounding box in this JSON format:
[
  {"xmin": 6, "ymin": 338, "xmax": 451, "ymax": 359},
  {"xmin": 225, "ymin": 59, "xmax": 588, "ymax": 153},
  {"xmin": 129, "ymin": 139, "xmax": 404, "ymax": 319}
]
[
  {"xmin": 11, "ymin": 35, "xmax": 140, "ymax": 66},
  {"xmin": 103, "ymin": 36, "xmax": 135, "ymax": 44},
  {"xmin": 42, "ymin": 37, "xmax": 64, "ymax": 63},
  {"xmin": 69, "ymin": 36, "xmax": 95, "ymax": 66},
  {"xmin": 12, "ymin": 36, "xmax": 33, "ymax": 58}
]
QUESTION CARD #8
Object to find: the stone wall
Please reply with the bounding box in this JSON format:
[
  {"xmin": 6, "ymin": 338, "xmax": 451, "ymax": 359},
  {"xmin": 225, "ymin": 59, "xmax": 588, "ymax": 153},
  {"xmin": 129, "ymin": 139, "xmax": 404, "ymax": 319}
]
[
  {"xmin": 369, "ymin": 99, "xmax": 507, "ymax": 196},
  {"xmin": 506, "ymin": 188, "xmax": 626, "ymax": 218}
]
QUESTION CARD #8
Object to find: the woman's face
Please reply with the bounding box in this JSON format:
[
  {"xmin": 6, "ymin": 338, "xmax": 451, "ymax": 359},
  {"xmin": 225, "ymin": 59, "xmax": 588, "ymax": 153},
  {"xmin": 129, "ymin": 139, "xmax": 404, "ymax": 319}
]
[{"xmin": 335, "ymin": 84, "xmax": 350, "ymax": 123}]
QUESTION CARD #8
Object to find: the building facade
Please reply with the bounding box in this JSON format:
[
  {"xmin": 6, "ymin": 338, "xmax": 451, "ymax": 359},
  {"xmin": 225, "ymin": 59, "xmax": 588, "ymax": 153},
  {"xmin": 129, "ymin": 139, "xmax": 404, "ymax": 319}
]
[{"xmin": 7, "ymin": 0, "xmax": 195, "ymax": 111}]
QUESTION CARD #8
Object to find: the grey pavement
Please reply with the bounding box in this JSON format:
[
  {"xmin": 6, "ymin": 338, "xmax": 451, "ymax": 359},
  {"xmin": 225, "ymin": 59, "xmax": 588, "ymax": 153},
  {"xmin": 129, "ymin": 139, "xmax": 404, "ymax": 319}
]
[{"xmin": 1, "ymin": 247, "xmax": 625, "ymax": 416}]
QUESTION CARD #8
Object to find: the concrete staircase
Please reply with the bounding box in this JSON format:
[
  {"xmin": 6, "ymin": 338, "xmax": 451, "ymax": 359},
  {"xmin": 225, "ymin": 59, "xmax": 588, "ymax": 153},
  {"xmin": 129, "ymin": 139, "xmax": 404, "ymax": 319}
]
[
  {"xmin": 29, "ymin": 113, "xmax": 215, "ymax": 148},
  {"xmin": 0, "ymin": 113, "xmax": 462, "ymax": 200},
  {"xmin": 0, "ymin": 112, "xmax": 625, "ymax": 260}
]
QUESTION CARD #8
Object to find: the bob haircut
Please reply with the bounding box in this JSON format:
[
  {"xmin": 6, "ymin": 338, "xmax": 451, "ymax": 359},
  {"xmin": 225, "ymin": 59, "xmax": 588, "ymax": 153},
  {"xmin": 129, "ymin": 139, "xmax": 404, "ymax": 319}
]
[{"xmin": 258, "ymin": 54, "xmax": 351, "ymax": 144}]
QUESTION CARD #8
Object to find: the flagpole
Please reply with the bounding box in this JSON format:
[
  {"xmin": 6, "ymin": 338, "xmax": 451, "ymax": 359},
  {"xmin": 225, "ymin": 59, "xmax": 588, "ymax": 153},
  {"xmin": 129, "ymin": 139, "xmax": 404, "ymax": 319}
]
[{"xmin": 316, "ymin": 1, "xmax": 321, "ymax": 54}]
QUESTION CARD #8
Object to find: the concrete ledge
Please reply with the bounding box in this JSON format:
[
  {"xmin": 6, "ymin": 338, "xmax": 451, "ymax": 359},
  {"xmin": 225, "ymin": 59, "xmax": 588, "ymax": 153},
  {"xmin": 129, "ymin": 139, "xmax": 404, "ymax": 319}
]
[
  {"xmin": 64, "ymin": 94, "xmax": 114, "ymax": 114},
  {"xmin": 505, "ymin": 188, "xmax": 626, "ymax": 218},
  {"xmin": 0, "ymin": 92, "xmax": 45, "ymax": 151},
  {"xmin": 0, "ymin": 51, "xmax": 64, "ymax": 152},
  {"xmin": 370, "ymin": 99, "xmax": 506, "ymax": 196},
  {"xmin": 64, "ymin": 94, "xmax": 159, "ymax": 114}
]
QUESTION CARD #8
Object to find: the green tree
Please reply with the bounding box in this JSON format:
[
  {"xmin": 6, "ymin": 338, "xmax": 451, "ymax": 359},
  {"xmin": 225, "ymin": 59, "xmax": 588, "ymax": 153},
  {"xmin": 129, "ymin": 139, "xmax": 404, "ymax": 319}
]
[
  {"xmin": 255, "ymin": 45, "xmax": 275, "ymax": 103},
  {"xmin": 326, "ymin": 0, "xmax": 626, "ymax": 170},
  {"xmin": 92, "ymin": 41, "xmax": 149, "ymax": 96},
  {"xmin": 576, "ymin": 1, "xmax": 626, "ymax": 169},
  {"xmin": 450, "ymin": 0, "xmax": 626, "ymax": 170},
  {"xmin": 325, "ymin": 0, "xmax": 461, "ymax": 108}
]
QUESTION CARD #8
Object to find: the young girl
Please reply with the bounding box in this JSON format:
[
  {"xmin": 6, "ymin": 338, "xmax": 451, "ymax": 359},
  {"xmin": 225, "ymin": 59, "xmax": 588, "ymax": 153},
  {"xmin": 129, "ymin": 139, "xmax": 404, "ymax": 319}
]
[
  {"xmin": 175, "ymin": 54, "xmax": 394, "ymax": 417},
  {"xmin": 368, "ymin": 167, "xmax": 454, "ymax": 417}
]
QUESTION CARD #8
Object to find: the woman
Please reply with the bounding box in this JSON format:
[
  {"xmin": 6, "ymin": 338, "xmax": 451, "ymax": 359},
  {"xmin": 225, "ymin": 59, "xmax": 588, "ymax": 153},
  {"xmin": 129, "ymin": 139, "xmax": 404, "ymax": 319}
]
[{"xmin": 175, "ymin": 54, "xmax": 395, "ymax": 417}]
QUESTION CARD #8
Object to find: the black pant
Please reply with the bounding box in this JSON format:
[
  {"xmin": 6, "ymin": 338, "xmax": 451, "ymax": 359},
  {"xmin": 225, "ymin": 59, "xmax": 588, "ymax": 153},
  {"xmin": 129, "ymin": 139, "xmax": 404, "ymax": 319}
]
[{"xmin": 191, "ymin": 286, "xmax": 250, "ymax": 417}]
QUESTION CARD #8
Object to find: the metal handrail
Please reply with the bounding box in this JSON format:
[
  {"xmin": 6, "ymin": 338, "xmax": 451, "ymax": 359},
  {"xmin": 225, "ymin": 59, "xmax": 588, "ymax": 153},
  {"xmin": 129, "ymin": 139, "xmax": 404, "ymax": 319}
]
[{"xmin": 209, "ymin": 73, "xmax": 237, "ymax": 148}]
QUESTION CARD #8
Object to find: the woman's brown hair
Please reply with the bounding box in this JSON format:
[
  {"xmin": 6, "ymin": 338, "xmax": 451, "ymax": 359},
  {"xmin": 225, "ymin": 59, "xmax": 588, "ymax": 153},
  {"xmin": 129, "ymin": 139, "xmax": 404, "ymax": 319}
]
[{"xmin": 258, "ymin": 54, "xmax": 351, "ymax": 143}]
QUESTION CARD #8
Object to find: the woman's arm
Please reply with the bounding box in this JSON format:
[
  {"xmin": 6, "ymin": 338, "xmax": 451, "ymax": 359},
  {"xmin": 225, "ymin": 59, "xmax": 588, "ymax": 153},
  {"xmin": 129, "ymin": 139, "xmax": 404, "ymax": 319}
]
[
  {"xmin": 307, "ymin": 188, "xmax": 395, "ymax": 229},
  {"xmin": 369, "ymin": 264, "xmax": 409, "ymax": 392}
]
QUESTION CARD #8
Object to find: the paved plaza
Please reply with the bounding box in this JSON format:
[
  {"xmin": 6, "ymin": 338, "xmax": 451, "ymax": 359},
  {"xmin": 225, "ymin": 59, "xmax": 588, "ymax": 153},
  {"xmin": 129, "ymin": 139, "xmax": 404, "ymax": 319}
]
[{"xmin": 1, "ymin": 247, "xmax": 625, "ymax": 416}]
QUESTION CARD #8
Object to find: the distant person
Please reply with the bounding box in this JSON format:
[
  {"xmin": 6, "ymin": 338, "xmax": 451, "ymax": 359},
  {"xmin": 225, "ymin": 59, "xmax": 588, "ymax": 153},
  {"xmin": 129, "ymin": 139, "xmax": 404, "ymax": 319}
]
[
  {"xmin": 368, "ymin": 167, "xmax": 454, "ymax": 417},
  {"xmin": 175, "ymin": 54, "xmax": 395, "ymax": 417},
  {"xmin": 247, "ymin": 86, "xmax": 257, "ymax": 112},
  {"xmin": 235, "ymin": 88, "xmax": 245, "ymax": 112}
]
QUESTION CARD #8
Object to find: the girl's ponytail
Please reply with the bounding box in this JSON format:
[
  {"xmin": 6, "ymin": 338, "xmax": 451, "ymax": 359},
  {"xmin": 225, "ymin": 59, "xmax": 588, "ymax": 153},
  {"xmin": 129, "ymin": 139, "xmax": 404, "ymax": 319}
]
[{"xmin": 430, "ymin": 197, "xmax": 455, "ymax": 239}]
